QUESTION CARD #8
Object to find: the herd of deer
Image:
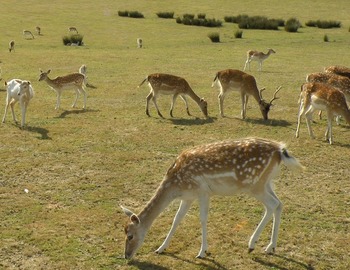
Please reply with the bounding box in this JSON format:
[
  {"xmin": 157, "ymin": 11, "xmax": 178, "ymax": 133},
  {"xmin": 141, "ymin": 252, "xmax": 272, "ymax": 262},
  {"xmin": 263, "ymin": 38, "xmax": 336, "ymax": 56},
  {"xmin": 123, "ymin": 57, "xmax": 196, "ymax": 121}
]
[{"xmin": 2, "ymin": 44, "xmax": 349, "ymax": 260}]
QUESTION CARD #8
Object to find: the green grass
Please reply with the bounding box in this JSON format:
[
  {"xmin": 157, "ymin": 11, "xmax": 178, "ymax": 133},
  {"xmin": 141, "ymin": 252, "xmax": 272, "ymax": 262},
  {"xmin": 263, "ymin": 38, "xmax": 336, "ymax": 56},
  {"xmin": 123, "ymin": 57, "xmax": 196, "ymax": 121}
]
[{"xmin": 1, "ymin": 0, "xmax": 350, "ymax": 269}]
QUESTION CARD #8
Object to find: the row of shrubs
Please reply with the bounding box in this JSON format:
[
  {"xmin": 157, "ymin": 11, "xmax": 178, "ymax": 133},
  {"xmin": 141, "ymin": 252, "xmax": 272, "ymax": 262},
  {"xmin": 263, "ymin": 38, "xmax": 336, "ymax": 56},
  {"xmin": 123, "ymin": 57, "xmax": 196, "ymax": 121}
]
[
  {"xmin": 176, "ymin": 14, "xmax": 222, "ymax": 27},
  {"xmin": 117, "ymin": 10, "xmax": 343, "ymax": 32},
  {"xmin": 305, "ymin": 20, "xmax": 341, "ymax": 29}
]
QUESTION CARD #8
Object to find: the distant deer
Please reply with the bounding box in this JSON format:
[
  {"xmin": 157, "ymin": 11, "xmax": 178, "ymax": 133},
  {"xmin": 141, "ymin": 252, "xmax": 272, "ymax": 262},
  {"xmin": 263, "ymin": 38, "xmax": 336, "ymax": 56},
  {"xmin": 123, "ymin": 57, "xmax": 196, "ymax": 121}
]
[
  {"xmin": 244, "ymin": 49, "xmax": 276, "ymax": 71},
  {"xmin": 137, "ymin": 38, "xmax": 143, "ymax": 48},
  {"xmin": 9, "ymin": 40, "xmax": 15, "ymax": 52},
  {"xmin": 68, "ymin": 27, "xmax": 78, "ymax": 34},
  {"xmin": 36, "ymin": 26, "xmax": 41, "ymax": 35},
  {"xmin": 23, "ymin": 30, "xmax": 34, "ymax": 39}
]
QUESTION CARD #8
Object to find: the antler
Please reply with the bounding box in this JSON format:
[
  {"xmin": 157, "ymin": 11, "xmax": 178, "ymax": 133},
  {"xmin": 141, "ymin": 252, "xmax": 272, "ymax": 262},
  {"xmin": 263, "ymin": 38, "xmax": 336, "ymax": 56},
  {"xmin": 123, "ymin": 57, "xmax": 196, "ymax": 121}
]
[
  {"xmin": 269, "ymin": 86, "xmax": 282, "ymax": 104},
  {"xmin": 258, "ymin": 87, "xmax": 266, "ymax": 99}
]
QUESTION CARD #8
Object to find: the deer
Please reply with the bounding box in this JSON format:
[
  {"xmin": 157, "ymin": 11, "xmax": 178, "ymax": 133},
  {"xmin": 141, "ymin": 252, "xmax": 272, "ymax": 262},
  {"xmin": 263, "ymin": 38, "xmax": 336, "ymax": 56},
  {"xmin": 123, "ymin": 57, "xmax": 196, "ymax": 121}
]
[
  {"xmin": 121, "ymin": 137, "xmax": 304, "ymax": 259},
  {"xmin": 38, "ymin": 69, "xmax": 86, "ymax": 110},
  {"xmin": 137, "ymin": 38, "xmax": 143, "ymax": 48},
  {"xmin": 68, "ymin": 27, "xmax": 78, "ymax": 34},
  {"xmin": 23, "ymin": 30, "xmax": 34, "ymax": 39},
  {"xmin": 9, "ymin": 40, "xmax": 15, "ymax": 52},
  {"xmin": 306, "ymin": 72, "xmax": 350, "ymax": 123},
  {"xmin": 138, "ymin": 73, "xmax": 208, "ymax": 118},
  {"xmin": 324, "ymin": 65, "xmax": 350, "ymax": 79},
  {"xmin": 296, "ymin": 82, "xmax": 350, "ymax": 145},
  {"xmin": 36, "ymin": 26, "xmax": 41, "ymax": 35},
  {"xmin": 2, "ymin": 79, "xmax": 34, "ymax": 128},
  {"xmin": 212, "ymin": 69, "xmax": 281, "ymax": 120},
  {"xmin": 244, "ymin": 49, "xmax": 276, "ymax": 72}
]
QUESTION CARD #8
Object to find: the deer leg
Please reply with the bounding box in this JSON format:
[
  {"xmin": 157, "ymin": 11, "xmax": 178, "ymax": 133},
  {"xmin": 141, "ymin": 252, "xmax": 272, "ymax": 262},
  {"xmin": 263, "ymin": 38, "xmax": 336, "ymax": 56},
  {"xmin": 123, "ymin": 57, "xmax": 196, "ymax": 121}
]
[
  {"xmin": 170, "ymin": 94, "xmax": 178, "ymax": 117},
  {"xmin": 241, "ymin": 93, "xmax": 248, "ymax": 119},
  {"xmin": 20, "ymin": 101, "xmax": 27, "ymax": 128},
  {"xmin": 151, "ymin": 95, "xmax": 164, "ymax": 118},
  {"xmin": 72, "ymin": 89, "xmax": 79, "ymax": 108},
  {"xmin": 146, "ymin": 91, "xmax": 153, "ymax": 116},
  {"xmin": 197, "ymin": 195, "xmax": 210, "ymax": 258},
  {"xmin": 56, "ymin": 92, "xmax": 62, "ymax": 110},
  {"xmin": 155, "ymin": 200, "xmax": 193, "ymax": 254},
  {"xmin": 244, "ymin": 59, "xmax": 249, "ymax": 71},
  {"xmin": 78, "ymin": 86, "xmax": 87, "ymax": 109},
  {"xmin": 218, "ymin": 91, "xmax": 226, "ymax": 117},
  {"xmin": 326, "ymin": 110, "xmax": 333, "ymax": 144},
  {"xmin": 180, "ymin": 95, "xmax": 191, "ymax": 116},
  {"xmin": 248, "ymin": 188, "xmax": 281, "ymax": 253},
  {"xmin": 295, "ymin": 102, "xmax": 305, "ymax": 138},
  {"xmin": 305, "ymin": 106, "xmax": 316, "ymax": 139},
  {"xmin": 2, "ymin": 100, "xmax": 10, "ymax": 123},
  {"xmin": 10, "ymin": 100, "xmax": 18, "ymax": 123}
]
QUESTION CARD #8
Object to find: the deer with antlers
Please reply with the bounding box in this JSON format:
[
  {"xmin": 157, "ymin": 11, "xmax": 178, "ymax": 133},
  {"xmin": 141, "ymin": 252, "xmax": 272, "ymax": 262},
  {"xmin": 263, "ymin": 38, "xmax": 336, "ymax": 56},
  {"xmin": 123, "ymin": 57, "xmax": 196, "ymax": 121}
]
[
  {"xmin": 296, "ymin": 82, "xmax": 350, "ymax": 145},
  {"xmin": 138, "ymin": 73, "xmax": 208, "ymax": 118},
  {"xmin": 121, "ymin": 137, "xmax": 304, "ymax": 259},
  {"xmin": 244, "ymin": 49, "xmax": 275, "ymax": 72},
  {"xmin": 212, "ymin": 69, "xmax": 281, "ymax": 120}
]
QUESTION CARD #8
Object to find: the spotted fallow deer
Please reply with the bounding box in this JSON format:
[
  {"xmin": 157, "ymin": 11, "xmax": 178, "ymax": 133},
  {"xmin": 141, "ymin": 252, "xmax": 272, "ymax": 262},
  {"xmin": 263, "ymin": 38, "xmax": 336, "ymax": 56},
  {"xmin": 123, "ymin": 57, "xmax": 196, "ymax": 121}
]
[
  {"xmin": 324, "ymin": 65, "xmax": 350, "ymax": 79},
  {"xmin": 244, "ymin": 49, "xmax": 275, "ymax": 72},
  {"xmin": 296, "ymin": 82, "xmax": 350, "ymax": 145},
  {"xmin": 38, "ymin": 69, "xmax": 86, "ymax": 110},
  {"xmin": 138, "ymin": 73, "xmax": 208, "ymax": 118},
  {"xmin": 212, "ymin": 69, "xmax": 281, "ymax": 119},
  {"xmin": 121, "ymin": 137, "xmax": 304, "ymax": 259}
]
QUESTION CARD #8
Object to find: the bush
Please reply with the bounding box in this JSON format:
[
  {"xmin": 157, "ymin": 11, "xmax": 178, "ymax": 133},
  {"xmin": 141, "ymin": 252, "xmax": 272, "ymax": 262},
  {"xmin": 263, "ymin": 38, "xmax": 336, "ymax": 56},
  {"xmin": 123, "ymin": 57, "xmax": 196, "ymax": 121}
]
[
  {"xmin": 62, "ymin": 34, "xmax": 84, "ymax": 46},
  {"xmin": 118, "ymin": 10, "xmax": 129, "ymax": 17},
  {"xmin": 306, "ymin": 20, "xmax": 341, "ymax": 28},
  {"xmin": 285, "ymin": 18, "xmax": 301, "ymax": 32},
  {"xmin": 177, "ymin": 14, "xmax": 222, "ymax": 27},
  {"xmin": 198, "ymin": 13, "xmax": 206, "ymax": 19},
  {"xmin": 156, "ymin": 12, "xmax": 174, "ymax": 19},
  {"xmin": 225, "ymin": 14, "xmax": 282, "ymax": 30},
  {"xmin": 117, "ymin": 10, "xmax": 144, "ymax": 18},
  {"xmin": 208, "ymin": 32, "xmax": 220, "ymax": 42},
  {"xmin": 234, "ymin": 30, "xmax": 243, "ymax": 38}
]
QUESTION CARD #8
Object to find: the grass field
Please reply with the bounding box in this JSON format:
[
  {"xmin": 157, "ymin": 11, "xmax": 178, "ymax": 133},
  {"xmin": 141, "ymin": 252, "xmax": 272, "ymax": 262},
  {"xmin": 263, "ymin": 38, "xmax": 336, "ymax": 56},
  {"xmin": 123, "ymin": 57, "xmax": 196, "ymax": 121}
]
[{"xmin": 1, "ymin": 1, "xmax": 350, "ymax": 269}]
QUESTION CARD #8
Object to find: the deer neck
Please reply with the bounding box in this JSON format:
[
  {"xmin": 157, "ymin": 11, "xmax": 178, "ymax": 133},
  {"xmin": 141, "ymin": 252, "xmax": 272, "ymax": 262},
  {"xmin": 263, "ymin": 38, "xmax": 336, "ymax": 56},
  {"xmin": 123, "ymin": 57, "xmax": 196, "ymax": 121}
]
[
  {"xmin": 138, "ymin": 180, "xmax": 179, "ymax": 230},
  {"xmin": 186, "ymin": 87, "xmax": 201, "ymax": 104}
]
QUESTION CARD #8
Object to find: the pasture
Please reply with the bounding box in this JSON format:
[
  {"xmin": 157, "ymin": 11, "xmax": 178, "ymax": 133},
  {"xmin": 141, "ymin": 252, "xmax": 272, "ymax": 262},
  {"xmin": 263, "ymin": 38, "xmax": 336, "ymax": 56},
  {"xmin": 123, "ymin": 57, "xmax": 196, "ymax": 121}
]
[{"xmin": 0, "ymin": 0, "xmax": 349, "ymax": 269}]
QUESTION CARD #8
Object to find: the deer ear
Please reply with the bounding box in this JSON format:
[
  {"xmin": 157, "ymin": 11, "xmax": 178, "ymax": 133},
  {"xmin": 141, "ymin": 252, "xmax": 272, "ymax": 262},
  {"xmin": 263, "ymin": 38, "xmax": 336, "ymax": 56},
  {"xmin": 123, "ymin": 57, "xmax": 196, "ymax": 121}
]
[
  {"xmin": 121, "ymin": 205, "xmax": 134, "ymax": 217},
  {"xmin": 130, "ymin": 214, "xmax": 140, "ymax": 225}
]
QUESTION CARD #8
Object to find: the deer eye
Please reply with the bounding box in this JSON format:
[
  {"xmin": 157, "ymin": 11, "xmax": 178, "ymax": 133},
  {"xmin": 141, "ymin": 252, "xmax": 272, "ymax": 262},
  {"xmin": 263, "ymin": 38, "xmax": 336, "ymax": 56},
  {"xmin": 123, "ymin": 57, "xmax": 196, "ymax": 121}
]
[{"xmin": 127, "ymin": 234, "xmax": 134, "ymax": 241}]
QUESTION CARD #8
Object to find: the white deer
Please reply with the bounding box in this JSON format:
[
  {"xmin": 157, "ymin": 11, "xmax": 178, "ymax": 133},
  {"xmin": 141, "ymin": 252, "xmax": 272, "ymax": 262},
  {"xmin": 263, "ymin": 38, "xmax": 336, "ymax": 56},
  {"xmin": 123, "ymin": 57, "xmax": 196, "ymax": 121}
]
[
  {"xmin": 244, "ymin": 49, "xmax": 275, "ymax": 72},
  {"xmin": 2, "ymin": 79, "xmax": 34, "ymax": 128},
  {"xmin": 121, "ymin": 137, "xmax": 304, "ymax": 259},
  {"xmin": 296, "ymin": 82, "xmax": 350, "ymax": 145},
  {"xmin": 23, "ymin": 30, "xmax": 34, "ymax": 39},
  {"xmin": 138, "ymin": 73, "xmax": 208, "ymax": 118},
  {"xmin": 212, "ymin": 69, "xmax": 281, "ymax": 119},
  {"xmin": 38, "ymin": 69, "xmax": 86, "ymax": 110}
]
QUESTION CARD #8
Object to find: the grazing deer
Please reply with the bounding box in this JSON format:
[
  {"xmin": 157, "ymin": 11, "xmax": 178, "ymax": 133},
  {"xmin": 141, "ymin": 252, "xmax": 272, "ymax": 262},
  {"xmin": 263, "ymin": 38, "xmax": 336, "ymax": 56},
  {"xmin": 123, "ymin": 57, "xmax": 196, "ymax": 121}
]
[
  {"xmin": 138, "ymin": 73, "xmax": 208, "ymax": 118},
  {"xmin": 212, "ymin": 69, "xmax": 281, "ymax": 120},
  {"xmin": 296, "ymin": 82, "xmax": 350, "ymax": 144},
  {"xmin": 137, "ymin": 38, "xmax": 143, "ymax": 48},
  {"xmin": 38, "ymin": 69, "xmax": 86, "ymax": 110},
  {"xmin": 324, "ymin": 65, "xmax": 350, "ymax": 79},
  {"xmin": 244, "ymin": 49, "xmax": 275, "ymax": 72},
  {"xmin": 121, "ymin": 137, "xmax": 304, "ymax": 259},
  {"xmin": 9, "ymin": 40, "xmax": 15, "ymax": 52},
  {"xmin": 2, "ymin": 79, "xmax": 34, "ymax": 128},
  {"xmin": 23, "ymin": 30, "xmax": 34, "ymax": 39},
  {"xmin": 68, "ymin": 27, "xmax": 78, "ymax": 34}
]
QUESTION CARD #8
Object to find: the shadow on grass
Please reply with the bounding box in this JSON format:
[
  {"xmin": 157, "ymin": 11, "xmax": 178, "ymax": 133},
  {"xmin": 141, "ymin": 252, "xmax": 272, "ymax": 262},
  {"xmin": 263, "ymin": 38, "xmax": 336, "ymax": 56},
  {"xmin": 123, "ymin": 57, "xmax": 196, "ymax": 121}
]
[
  {"xmin": 168, "ymin": 116, "xmax": 216, "ymax": 126},
  {"xmin": 253, "ymin": 254, "xmax": 315, "ymax": 270},
  {"xmin": 26, "ymin": 125, "xmax": 51, "ymax": 140},
  {"xmin": 56, "ymin": 108, "xmax": 99, "ymax": 118},
  {"xmin": 127, "ymin": 259, "xmax": 169, "ymax": 270},
  {"xmin": 244, "ymin": 117, "xmax": 292, "ymax": 127}
]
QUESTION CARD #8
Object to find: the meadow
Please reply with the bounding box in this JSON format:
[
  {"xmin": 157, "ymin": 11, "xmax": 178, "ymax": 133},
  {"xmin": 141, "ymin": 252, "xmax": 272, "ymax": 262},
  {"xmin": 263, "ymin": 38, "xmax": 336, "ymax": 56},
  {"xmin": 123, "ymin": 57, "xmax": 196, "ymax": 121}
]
[{"xmin": 0, "ymin": 0, "xmax": 349, "ymax": 269}]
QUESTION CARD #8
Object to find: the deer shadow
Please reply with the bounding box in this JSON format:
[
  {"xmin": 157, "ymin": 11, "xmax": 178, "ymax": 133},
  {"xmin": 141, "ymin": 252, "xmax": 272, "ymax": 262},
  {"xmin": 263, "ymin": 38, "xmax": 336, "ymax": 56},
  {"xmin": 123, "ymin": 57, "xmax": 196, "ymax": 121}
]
[
  {"xmin": 25, "ymin": 125, "xmax": 51, "ymax": 140},
  {"xmin": 244, "ymin": 117, "xmax": 292, "ymax": 127},
  {"xmin": 167, "ymin": 116, "xmax": 216, "ymax": 126},
  {"xmin": 127, "ymin": 259, "xmax": 170, "ymax": 270},
  {"xmin": 252, "ymin": 254, "xmax": 315, "ymax": 270},
  {"xmin": 56, "ymin": 108, "xmax": 99, "ymax": 118}
]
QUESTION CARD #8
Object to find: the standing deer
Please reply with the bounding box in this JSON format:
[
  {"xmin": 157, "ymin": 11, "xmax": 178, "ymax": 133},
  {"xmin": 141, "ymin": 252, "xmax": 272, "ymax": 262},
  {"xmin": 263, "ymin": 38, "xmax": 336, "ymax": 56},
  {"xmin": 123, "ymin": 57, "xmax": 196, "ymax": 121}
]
[
  {"xmin": 138, "ymin": 73, "xmax": 208, "ymax": 118},
  {"xmin": 38, "ymin": 69, "xmax": 86, "ymax": 110},
  {"xmin": 9, "ymin": 40, "xmax": 15, "ymax": 52},
  {"xmin": 296, "ymin": 82, "xmax": 350, "ymax": 144},
  {"xmin": 212, "ymin": 69, "xmax": 281, "ymax": 120},
  {"xmin": 244, "ymin": 49, "xmax": 276, "ymax": 72},
  {"xmin": 121, "ymin": 137, "xmax": 304, "ymax": 259}
]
